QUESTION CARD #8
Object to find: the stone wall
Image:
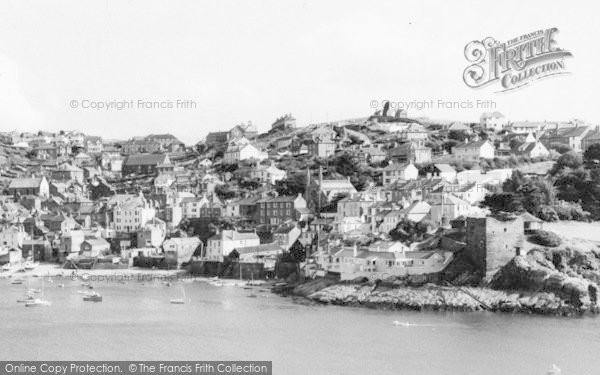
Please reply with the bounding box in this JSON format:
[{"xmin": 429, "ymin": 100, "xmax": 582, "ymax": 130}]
[{"xmin": 465, "ymin": 216, "xmax": 524, "ymax": 280}]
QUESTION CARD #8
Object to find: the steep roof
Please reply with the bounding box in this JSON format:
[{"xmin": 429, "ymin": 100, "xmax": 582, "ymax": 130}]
[
  {"xmin": 383, "ymin": 162, "xmax": 415, "ymax": 171},
  {"xmin": 124, "ymin": 153, "xmax": 169, "ymax": 166},
  {"xmin": 433, "ymin": 164, "xmax": 456, "ymax": 174},
  {"xmin": 8, "ymin": 177, "xmax": 44, "ymax": 189},
  {"xmin": 453, "ymin": 140, "xmax": 492, "ymax": 149}
]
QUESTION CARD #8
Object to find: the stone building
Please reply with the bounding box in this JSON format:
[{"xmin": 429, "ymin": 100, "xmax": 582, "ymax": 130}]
[{"xmin": 465, "ymin": 214, "xmax": 524, "ymax": 281}]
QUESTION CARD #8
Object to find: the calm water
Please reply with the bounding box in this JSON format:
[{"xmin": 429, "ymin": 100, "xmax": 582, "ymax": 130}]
[{"xmin": 1, "ymin": 276, "xmax": 599, "ymax": 375}]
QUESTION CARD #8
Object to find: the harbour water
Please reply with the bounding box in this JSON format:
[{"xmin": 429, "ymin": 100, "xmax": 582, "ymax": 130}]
[{"xmin": 1, "ymin": 276, "xmax": 599, "ymax": 375}]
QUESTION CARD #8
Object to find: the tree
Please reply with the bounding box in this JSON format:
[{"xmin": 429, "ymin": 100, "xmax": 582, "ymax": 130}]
[
  {"xmin": 214, "ymin": 184, "xmax": 236, "ymax": 200},
  {"xmin": 442, "ymin": 140, "xmax": 459, "ymax": 153},
  {"xmin": 482, "ymin": 192, "xmax": 523, "ymax": 213},
  {"xmin": 389, "ymin": 218, "xmax": 429, "ymax": 243},
  {"xmin": 275, "ymin": 172, "xmax": 307, "ymax": 196},
  {"xmin": 584, "ymin": 143, "xmax": 600, "ymax": 163},
  {"xmin": 331, "ymin": 152, "xmax": 359, "ymax": 176},
  {"xmin": 448, "ymin": 130, "xmax": 469, "ymax": 142},
  {"xmin": 548, "ymin": 142, "xmax": 572, "ymax": 154},
  {"xmin": 550, "ymin": 151, "xmax": 583, "ymax": 175}
]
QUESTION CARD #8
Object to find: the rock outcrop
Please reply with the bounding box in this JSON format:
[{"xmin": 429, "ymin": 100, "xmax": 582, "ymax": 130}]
[
  {"xmin": 306, "ymin": 283, "xmax": 582, "ymax": 315},
  {"xmin": 490, "ymin": 249, "xmax": 599, "ymax": 311}
]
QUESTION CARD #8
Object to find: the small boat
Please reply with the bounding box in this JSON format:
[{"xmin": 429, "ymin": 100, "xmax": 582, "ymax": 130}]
[
  {"xmin": 25, "ymin": 279, "xmax": 50, "ymax": 307},
  {"xmin": 57, "ymin": 284, "xmax": 65, "ymax": 288},
  {"xmin": 81, "ymin": 282, "xmax": 90, "ymax": 287},
  {"xmin": 247, "ymin": 293, "xmax": 257, "ymax": 298},
  {"xmin": 10, "ymin": 279, "xmax": 24, "ymax": 285},
  {"xmin": 17, "ymin": 295, "xmax": 35, "ymax": 303},
  {"xmin": 78, "ymin": 290, "xmax": 95, "ymax": 295},
  {"xmin": 24, "ymin": 261, "xmax": 39, "ymax": 270},
  {"xmin": 83, "ymin": 292, "xmax": 102, "ymax": 302},
  {"xmin": 547, "ymin": 364, "xmax": 561, "ymax": 375},
  {"xmin": 393, "ymin": 320, "xmax": 411, "ymax": 327},
  {"xmin": 163, "ymin": 282, "xmax": 172, "ymax": 287},
  {"xmin": 27, "ymin": 288, "xmax": 41, "ymax": 294},
  {"xmin": 170, "ymin": 285, "xmax": 189, "ymax": 304},
  {"xmin": 209, "ymin": 279, "xmax": 223, "ymax": 287},
  {"xmin": 25, "ymin": 298, "xmax": 51, "ymax": 307}
]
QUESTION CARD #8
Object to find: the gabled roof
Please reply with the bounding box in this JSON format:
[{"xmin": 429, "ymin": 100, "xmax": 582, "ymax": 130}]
[
  {"xmin": 433, "ymin": 164, "xmax": 456, "ymax": 174},
  {"xmin": 427, "ymin": 194, "xmax": 470, "ymax": 206},
  {"xmin": 318, "ymin": 179, "xmax": 357, "ymax": 191},
  {"xmin": 521, "ymin": 212, "xmax": 542, "ymax": 223},
  {"xmin": 82, "ymin": 238, "xmax": 110, "ymax": 247},
  {"xmin": 124, "ymin": 153, "xmax": 169, "ymax": 166},
  {"xmin": 234, "ymin": 243, "xmax": 283, "ymax": 255},
  {"xmin": 453, "ymin": 140, "xmax": 493, "ymax": 149},
  {"xmin": 383, "ymin": 162, "xmax": 415, "ymax": 171},
  {"xmin": 8, "ymin": 177, "xmax": 45, "ymax": 189}
]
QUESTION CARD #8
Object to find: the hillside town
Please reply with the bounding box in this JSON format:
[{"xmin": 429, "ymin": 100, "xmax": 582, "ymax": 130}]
[{"xmin": 1, "ymin": 107, "xmax": 600, "ymax": 306}]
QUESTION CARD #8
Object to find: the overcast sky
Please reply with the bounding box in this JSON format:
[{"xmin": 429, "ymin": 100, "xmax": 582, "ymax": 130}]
[{"xmin": 0, "ymin": 0, "xmax": 596, "ymax": 143}]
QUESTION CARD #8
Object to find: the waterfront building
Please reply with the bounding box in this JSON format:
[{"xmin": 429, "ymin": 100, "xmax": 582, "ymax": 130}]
[
  {"xmin": 80, "ymin": 238, "xmax": 110, "ymax": 258},
  {"xmin": 205, "ymin": 230, "xmax": 260, "ymax": 261},
  {"xmin": 113, "ymin": 195, "xmax": 157, "ymax": 233},
  {"xmin": 316, "ymin": 243, "xmax": 453, "ymax": 281},
  {"xmin": 163, "ymin": 237, "xmax": 202, "ymax": 267},
  {"xmin": 465, "ymin": 214, "xmax": 524, "ymax": 280}
]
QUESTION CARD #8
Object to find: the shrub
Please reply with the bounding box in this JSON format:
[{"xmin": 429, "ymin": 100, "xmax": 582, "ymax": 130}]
[
  {"xmin": 537, "ymin": 206, "xmax": 559, "ymax": 222},
  {"xmin": 550, "ymin": 201, "xmax": 591, "ymax": 222},
  {"xmin": 549, "ymin": 142, "xmax": 572, "ymax": 154},
  {"xmin": 529, "ymin": 230, "xmax": 562, "ymax": 247}
]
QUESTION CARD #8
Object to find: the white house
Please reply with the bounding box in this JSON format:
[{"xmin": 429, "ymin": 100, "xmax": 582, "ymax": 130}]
[
  {"xmin": 509, "ymin": 121, "xmax": 546, "ymax": 135},
  {"xmin": 205, "ymin": 230, "xmax": 260, "ymax": 261},
  {"xmin": 250, "ymin": 162, "xmax": 287, "ymax": 185},
  {"xmin": 452, "ymin": 140, "xmax": 495, "ymax": 160},
  {"xmin": 0, "ymin": 226, "xmax": 30, "ymax": 249},
  {"xmin": 315, "ymin": 245, "xmax": 454, "ymax": 281},
  {"xmin": 113, "ymin": 194, "xmax": 156, "ymax": 233},
  {"xmin": 163, "ymin": 237, "xmax": 201, "ymax": 267},
  {"xmin": 432, "ymin": 164, "xmax": 457, "ymax": 182},
  {"xmin": 383, "ymin": 162, "xmax": 419, "ymax": 185},
  {"xmin": 480, "ymin": 112, "xmax": 508, "ymax": 132},
  {"xmin": 379, "ymin": 201, "xmax": 431, "ymax": 233},
  {"xmin": 224, "ymin": 143, "xmax": 268, "ymax": 163},
  {"xmin": 456, "ymin": 168, "xmax": 512, "ymax": 186},
  {"xmin": 514, "ymin": 141, "xmax": 550, "ymax": 158},
  {"xmin": 431, "ymin": 183, "xmax": 488, "ymax": 205},
  {"xmin": 428, "ymin": 194, "xmax": 483, "ymax": 224}
]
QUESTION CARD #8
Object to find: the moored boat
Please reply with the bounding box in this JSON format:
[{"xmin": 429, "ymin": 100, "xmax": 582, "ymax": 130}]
[
  {"xmin": 25, "ymin": 298, "xmax": 51, "ymax": 307},
  {"xmin": 83, "ymin": 292, "xmax": 102, "ymax": 302}
]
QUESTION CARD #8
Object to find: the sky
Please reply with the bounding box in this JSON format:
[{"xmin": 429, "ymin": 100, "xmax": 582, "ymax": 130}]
[{"xmin": 0, "ymin": 0, "xmax": 596, "ymax": 144}]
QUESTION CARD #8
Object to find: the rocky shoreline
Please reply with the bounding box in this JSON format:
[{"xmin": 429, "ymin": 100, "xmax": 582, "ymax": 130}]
[
  {"xmin": 295, "ymin": 282, "xmax": 597, "ymax": 316},
  {"xmin": 281, "ymin": 247, "xmax": 600, "ymax": 317}
]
